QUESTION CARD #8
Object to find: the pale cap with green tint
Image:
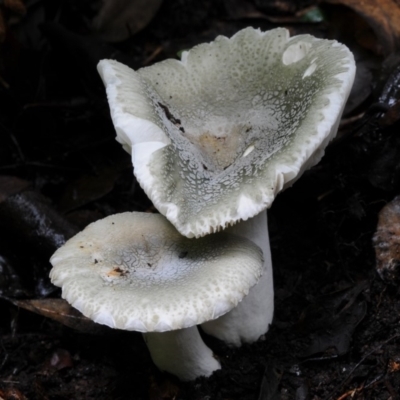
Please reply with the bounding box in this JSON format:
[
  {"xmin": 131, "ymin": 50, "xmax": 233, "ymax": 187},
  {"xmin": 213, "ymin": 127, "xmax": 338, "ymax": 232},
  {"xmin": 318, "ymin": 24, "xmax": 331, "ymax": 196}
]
[
  {"xmin": 98, "ymin": 27, "xmax": 355, "ymax": 238},
  {"xmin": 49, "ymin": 211, "xmax": 263, "ymax": 380},
  {"xmin": 49, "ymin": 212, "xmax": 263, "ymax": 332}
]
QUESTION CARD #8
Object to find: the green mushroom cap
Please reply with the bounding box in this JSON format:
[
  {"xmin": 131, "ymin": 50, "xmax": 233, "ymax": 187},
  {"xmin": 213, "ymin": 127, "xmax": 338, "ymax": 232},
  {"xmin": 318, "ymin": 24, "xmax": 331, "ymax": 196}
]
[
  {"xmin": 98, "ymin": 27, "xmax": 355, "ymax": 238},
  {"xmin": 50, "ymin": 212, "xmax": 263, "ymax": 332}
]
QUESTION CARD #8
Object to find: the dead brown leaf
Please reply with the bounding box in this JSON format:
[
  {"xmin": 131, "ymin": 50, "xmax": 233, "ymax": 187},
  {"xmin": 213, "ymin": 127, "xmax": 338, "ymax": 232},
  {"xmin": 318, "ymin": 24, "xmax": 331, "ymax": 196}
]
[
  {"xmin": 3, "ymin": 0, "xmax": 26, "ymax": 15},
  {"xmin": 13, "ymin": 298, "xmax": 110, "ymax": 334},
  {"xmin": 223, "ymin": 0, "xmax": 266, "ymax": 20},
  {"xmin": 58, "ymin": 162, "xmax": 128, "ymax": 213},
  {"xmin": 0, "ymin": 388, "xmax": 28, "ymax": 400},
  {"xmin": 0, "ymin": 176, "xmax": 30, "ymax": 204},
  {"xmin": 0, "ymin": 0, "xmax": 26, "ymax": 42},
  {"xmin": 92, "ymin": 0, "xmax": 163, "ymax": 42},
  {"xmin": 325, "ymin": 0, "xmax": 400, "ymax": 55},
  {"xmin": 388, "ymin": 359, "xmax": 400, "ymax": 372},
  {"xmin": 373, "ymin": 195, "xmax": 400, "ymax": 282}
]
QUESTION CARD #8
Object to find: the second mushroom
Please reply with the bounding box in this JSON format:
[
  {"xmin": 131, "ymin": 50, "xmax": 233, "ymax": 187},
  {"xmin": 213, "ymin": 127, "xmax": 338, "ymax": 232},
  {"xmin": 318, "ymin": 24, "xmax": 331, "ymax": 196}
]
[{"xmin": 50, "ymin": 212, "xmax": 264, "ymax": 380}]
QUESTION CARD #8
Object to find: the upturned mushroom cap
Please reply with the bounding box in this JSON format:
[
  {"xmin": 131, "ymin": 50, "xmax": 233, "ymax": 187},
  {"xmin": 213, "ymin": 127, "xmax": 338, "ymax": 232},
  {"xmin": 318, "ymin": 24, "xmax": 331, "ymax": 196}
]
[
  {"xmin": 98, "ymin": 27, "xmax": 356, "ymax": 238},
  {"xmin": 49, "ymin": 212, "xmax": 263, "ymax": 332}
]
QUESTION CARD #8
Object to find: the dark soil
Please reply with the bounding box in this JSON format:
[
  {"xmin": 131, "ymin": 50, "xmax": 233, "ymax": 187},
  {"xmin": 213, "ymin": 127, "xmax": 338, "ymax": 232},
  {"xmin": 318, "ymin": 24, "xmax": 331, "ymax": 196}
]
[{"xmin": 1, "ymin": 1, "xmax": 400, "ymax": 399}]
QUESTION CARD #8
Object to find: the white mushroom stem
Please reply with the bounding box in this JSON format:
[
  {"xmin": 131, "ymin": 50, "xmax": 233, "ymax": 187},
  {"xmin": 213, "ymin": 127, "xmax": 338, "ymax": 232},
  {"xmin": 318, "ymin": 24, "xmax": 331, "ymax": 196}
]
[
  {"xmin": 143, "ymin": 326, "xmax": 221, "ymax": 381},
  {"xmin": 201, "ymin": 211, "xmax": 273, "ymax": 346}
]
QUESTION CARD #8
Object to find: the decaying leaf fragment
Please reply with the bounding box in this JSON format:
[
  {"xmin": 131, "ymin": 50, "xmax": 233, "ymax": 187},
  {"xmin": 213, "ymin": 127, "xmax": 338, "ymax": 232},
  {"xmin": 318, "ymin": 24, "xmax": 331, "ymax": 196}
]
[
  {"xmin": 0, "ymin": 0, "xmax": 26, "ymax": 42},
  {"xmin": 373, "ymin": 196, "xmax": 400, "ymax": 282},
  {"xmin": 92, "ymin": 0, "xmax": 163, "ymax": 42},
  {"xmin": 0, "ymin": 175, "xmax": 30, "ymax": 203},
  {"xmin": 0, "ymin": 387, "xmax": 27, "ymax": 400},
  {"xmin": 13, "ymin": 298, "xmax": 110, "ymax": 334},
  {"xmin": 324, "ymin": 0, "xmax": 400, "ymax": 54}
]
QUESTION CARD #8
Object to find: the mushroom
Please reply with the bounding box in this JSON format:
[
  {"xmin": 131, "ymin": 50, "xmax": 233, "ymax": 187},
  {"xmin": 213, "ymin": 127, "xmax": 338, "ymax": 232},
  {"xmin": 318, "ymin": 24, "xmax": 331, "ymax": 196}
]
[
  {"xmin": 49, "ymin": 212, "xmax": 264, "ymax": 380},
  {"xmin": 97, "ymin": 27, "xmax": 356, "ymax": 345}
]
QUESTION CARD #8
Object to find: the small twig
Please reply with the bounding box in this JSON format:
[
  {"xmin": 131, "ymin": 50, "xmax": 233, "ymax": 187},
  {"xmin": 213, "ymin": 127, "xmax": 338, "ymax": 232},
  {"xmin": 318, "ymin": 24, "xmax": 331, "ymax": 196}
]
[
  {"xmin": 364, "ymin": 373, "xmax": 385, "ymax": 389},
  {"xmin": 335, "ymin": 383, "xmax": 364, "ymax": 400},
  {"xmin": 143, "ymin": 46, "xmax": 163, "ymax": 66},
  {"xmin": 0, "ymin": 338, "xmax": 9, "ymax": 371},
  {"xmin": 339, "ymin": 112, "xmax": 365, "ymax": 128}
]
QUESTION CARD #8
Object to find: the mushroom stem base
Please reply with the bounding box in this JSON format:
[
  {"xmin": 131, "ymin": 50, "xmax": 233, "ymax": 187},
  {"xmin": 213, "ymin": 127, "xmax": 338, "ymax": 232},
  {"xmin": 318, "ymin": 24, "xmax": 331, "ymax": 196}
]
[
  {"xmin": 143, "ymin": 326, "xmax": 221, "ymax": 381},
  {"xmin": 201, "ymin": 211, "xmax": 273, "ymax": 346}
]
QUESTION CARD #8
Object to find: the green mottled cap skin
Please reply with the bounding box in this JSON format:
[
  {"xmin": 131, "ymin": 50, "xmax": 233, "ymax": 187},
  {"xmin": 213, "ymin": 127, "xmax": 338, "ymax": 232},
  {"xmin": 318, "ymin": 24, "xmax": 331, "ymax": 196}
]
[
  {"xmin": 98, "ymin": 27, "xmax": 356, "ymax": 238},
  {"xmin": 50, "ymin": 212, "xmax": 263, "ymax": 332}
]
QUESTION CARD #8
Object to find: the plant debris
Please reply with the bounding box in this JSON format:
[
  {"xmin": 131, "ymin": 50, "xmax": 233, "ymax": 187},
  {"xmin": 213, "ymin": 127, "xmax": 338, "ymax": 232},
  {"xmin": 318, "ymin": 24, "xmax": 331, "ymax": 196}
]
[{"xmin": 373, "ymin": 195, "xmax": 400, "ymax": 282}]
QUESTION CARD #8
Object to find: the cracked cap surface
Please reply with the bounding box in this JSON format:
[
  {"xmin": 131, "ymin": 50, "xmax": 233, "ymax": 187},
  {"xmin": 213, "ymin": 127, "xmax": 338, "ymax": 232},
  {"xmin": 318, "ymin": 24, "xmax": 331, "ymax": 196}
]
[{"xmin": 98, "ymin": 27, "xmax": 355, "ymax": 238}]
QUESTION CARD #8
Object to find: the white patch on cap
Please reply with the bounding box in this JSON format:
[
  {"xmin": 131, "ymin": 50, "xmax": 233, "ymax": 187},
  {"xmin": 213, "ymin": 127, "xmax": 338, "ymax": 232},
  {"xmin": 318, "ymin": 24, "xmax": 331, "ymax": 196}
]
[
  {"xmin": 303, "ymin": 62, "xmax": 317, "ymax": 78},
  {"xmin": 242, "ymin": 144, "xmax": 255, "ymax": 157},
  {"xmin": 282, "ymin": 42, "xmax": 312, "ymax": 65}
]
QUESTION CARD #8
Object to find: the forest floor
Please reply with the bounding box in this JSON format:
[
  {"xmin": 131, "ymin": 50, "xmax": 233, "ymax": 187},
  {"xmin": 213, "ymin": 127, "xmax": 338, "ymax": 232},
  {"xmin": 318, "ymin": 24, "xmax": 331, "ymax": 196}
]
[{"xmin": 0, "ymin": 0, "xmax": 400, "ymax": 399}]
